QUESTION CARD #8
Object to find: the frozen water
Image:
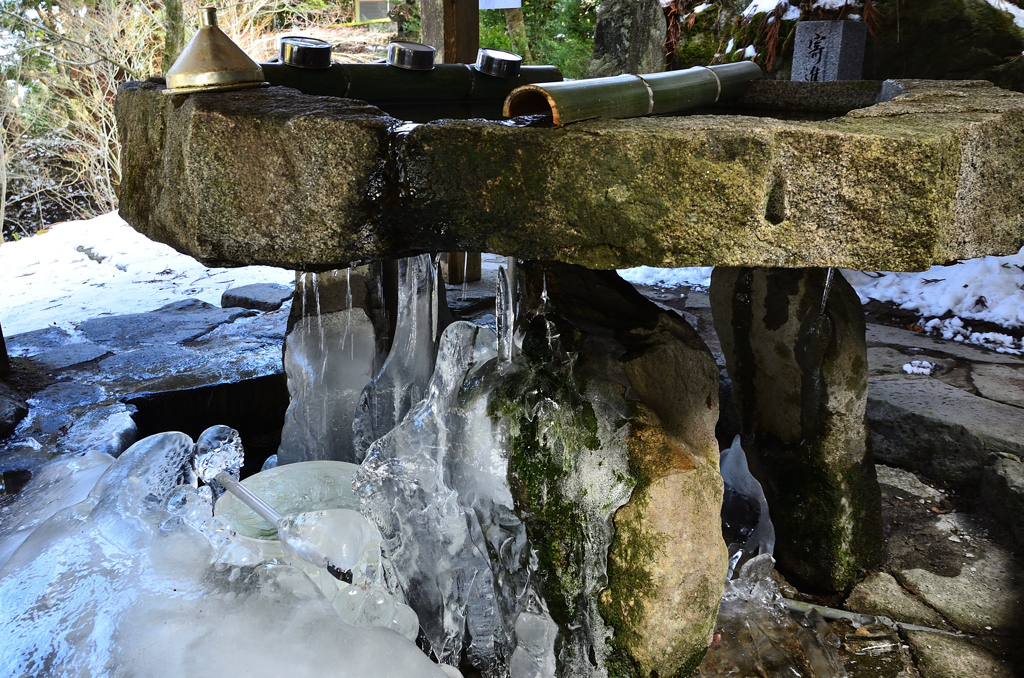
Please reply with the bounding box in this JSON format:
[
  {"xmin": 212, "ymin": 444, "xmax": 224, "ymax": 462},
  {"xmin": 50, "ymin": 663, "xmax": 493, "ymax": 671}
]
[
  {"xmin": 720, "ymin": 435, "xmax": 775, "ymax": 557},
  {"xmin": 0, "ymin": 450, "xmax": 113, "ymax": 569},
  {"xmin": 0, "ymin": 431, "xmax": 451, "ymax": 678},
  {"xmin": 279, "ymin": 508, "xmax": 382, "ymax": 579},
  {"xmin": 358, "ymin": 321, "xmax": 510, "ymax": 668},
  {"xmin": 278, "ymin": 308, "xmax": 379, "ymax": 464},
  {"xmin": 214, "ymin": 460, "xmax": 363, "ymax": 539},
  {"xmin": 509, "ymin": 611, "xmax": 559, "ymax": 678},
  {"xmin": 194, "ymin": 424, "xmax": 244, "ymax": 497},
  {"xmin": 353, "ymin": 255, "xmax": 449, "ymax": 459}
]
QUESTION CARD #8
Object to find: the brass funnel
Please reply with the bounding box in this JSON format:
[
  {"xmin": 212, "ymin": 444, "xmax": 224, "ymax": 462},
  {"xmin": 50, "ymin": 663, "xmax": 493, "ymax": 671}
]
[{"xmin": 164, "ymin": 8, "xmax": 267, "ymax": 95}]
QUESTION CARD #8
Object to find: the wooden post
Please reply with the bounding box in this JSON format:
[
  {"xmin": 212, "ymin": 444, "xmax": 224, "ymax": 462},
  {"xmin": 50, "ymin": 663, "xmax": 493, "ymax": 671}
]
[
  {"xmin": 0, "ymin": 320, "xmax": 10, "ymax": 379},
  {"xmin": 422, "ymin": 0, "xmax": 483, "ymax": 282},
  {"xmin": 421, "ymin": 0, "xmax": 479, "ymax": 64}
]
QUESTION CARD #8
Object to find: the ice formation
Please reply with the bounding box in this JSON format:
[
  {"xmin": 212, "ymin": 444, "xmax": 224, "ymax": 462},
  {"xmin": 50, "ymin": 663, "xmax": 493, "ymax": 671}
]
[
  {"xmin": 277, "ymin": 282, "xmax": 379, "ymax": 464},
  {"xmin": 720, "ymin": 435, "xmax": 775, "ymax": 559},
  {"xmin": 0, "ymin": 429, "xmax": 451, "ymax": 678}
]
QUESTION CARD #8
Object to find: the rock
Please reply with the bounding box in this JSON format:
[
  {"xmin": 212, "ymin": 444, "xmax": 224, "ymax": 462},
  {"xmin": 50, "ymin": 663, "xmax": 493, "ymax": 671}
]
[
  {"xmin": 875, "ymin": 464, "xmax": 943, "ymax": 503},
  {"xmin": 116, "ymin": 79, "xmax": 1024, "ymax": 272},
  {"xmin": 5, "ymin": 327, "xmax": 111, "ymax": 371},
  {"xmin": 845, "ymin": 572, "xmax": 949, "ymax": 629},
  {"xmin": 864, "ymin": 0, "xmax": 1024, "ymax": 93},
  {"xmin": 981, "ymin": 457, "xmax": 1024, "ymax": 547},
  {"xmin": 221, "ymin": 283, "xmax": 293, "ymax": 312},
  {"xmin": 868, "ymin": 378, "xmax": 1024, "ymax": 487},
  {"xmin": 710, "ymin": 267, "xmax": 883, "ymax": 592},
  {"xmin": 903, "ymin": 631, "xmax": 1016, "ymax": 678},
  {"xmin": 898, "ymin": 540, "xmax": 1020, "ymax": 635},
  {"xmin": 588, "ymin": 0, "xmax": 665, "ymax": 77},
  {"xmin": 0, "ymin": 385, "xmax": 28, "ymax": 439},
  {"xmin": 511, "ymin": 262, "xmax": 727, "ymax": 677},
  {"xmin": 80, "ymin": 298, "xmax": 251, "ymax": 347},
  {"xmin": 971, "ymin": 363, "xmax": 1024, "ymax": 408}
]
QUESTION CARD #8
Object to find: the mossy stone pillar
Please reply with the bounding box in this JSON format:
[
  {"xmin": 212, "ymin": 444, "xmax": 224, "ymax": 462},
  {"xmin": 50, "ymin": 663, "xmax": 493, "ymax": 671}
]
[{"xmin": 710, "ymin": 267, "xmax": 882, "ymax": 592}]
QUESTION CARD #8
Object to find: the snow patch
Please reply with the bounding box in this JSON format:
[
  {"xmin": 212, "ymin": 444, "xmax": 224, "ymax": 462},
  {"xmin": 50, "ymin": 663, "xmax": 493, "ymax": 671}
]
[
  {"xmin": 0, "ymin": 212, "xmax": 295, "ymax": 336},
  {"xmin": 902, "ymin": 360, "xmax": 935, "ymax": 376},
  {"xmin": 617, "ymin": 266, "xmax": 714, "ymax": 290}
]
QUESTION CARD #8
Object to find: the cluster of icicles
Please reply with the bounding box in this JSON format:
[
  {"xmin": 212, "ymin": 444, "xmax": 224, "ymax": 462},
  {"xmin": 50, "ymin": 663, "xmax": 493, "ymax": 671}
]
[{"xmin": 0, "ymin": 256, "xmax": 590, "ymax": 678}]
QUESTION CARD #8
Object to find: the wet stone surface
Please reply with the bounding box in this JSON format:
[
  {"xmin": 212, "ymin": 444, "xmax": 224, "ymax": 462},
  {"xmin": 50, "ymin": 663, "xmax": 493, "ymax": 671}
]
[{"xmin": 0, "ymin": 293, "xmax": 290, "ymax": 472}]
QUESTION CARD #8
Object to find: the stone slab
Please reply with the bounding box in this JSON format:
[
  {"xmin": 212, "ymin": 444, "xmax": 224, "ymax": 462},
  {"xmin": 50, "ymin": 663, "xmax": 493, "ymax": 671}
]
[
  {"xmin": 116, "ymin": 79, "xmax": 1024, "ymax": 272},
  {"xmin": 971, "ymin": 363, "xmax": 1024, "ymax": 408},
  {"xmin": 904, "ymin": 631, "xmax": 1016, "ymax": 678},
  {"xmin": 868, "ymin": 378, "xmax": 1024, "ymax": 486},
  {"xmin": 845, "ymin": 571, "xmax": 949, "ymax": 629},
  {"xmin": 79, "ymin": 299, "xmax": 251, "ymax": 347},
  {"xmin": 865, "ymin": 324, "xmax": 1024, "ymax": 365},
  {"xmin": 221, "ymin": 283, "xmax": 294, "ymax": 312}
]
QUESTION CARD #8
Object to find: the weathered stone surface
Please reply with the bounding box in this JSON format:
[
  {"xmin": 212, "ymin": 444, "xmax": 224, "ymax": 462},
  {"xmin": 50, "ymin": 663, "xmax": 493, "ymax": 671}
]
[
  {"xmin": 845, "ymin": 572, "xmax": 949, "ymax": 629},
  {"xmin": 868, "ymin": 378, "xmax": 1024, "ymax": 487},
  {"xmin": 588, "ymin": 0, "xmax": 665, "ymax": 78},
  {"xmin": 710, "ymin": 267, "xmax": 882, "ymax": 591},
  {"xmin": 80, "ymin": 299, "xmax": 251, "ymax": 347},
  {"xmin": 904, "ymin": 631, "xmax": 1016, "ymax": 678},
  {"xmin": 116, "ymin": 79, "xmax": 1024, "ymax": 272},
  {"xmin": 865, "ymin": 323, "xmax": 1024, "ymax": 365},
  {"xmin": 867, "ymin": 346, "xmax": 955, "ymax": 379},
  {"xmin": 981, "ymin": 457, "xmax": 1024, "ymax": 547},
  {"xmin": 221, "ymin": 283, "xmax": 293, "ymax": 312},
  {"xmin": 971, "ymin": 363, "xmax": 1024, "ymax": 408},
  {"xmin": 515, "ymin": 263, "xmax": 726, "ymax": 677}
]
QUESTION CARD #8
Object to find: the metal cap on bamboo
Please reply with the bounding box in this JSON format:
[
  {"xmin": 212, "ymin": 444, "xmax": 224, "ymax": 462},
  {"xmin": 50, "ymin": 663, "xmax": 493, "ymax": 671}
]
[
  {"xmin": 280, "ymin": 36, "xmax": 333, "ymax": 69},
  {"xmin": 475, "ymin": 48, "xmax": 522, "ymax": 78},
  {"xmin": 164, "ymin": 8, "xmax": 268, "ymax": 95},
  {"xmin": 386, "ymin": 42, "xmax": 436, "ymax": 71}
]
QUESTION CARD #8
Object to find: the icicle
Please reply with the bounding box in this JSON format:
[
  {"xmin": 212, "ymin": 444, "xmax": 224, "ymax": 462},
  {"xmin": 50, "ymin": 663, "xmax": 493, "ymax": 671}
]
[
  {"xmin": 496, "ymin": 266, "xmax": 516, "ymax": 365},
  {"xmin": 461, "ymin": 251, "xmax": 469, "ymax": 302},
  {"xmin": 820, "ymin": 267, "xmax": 835, "ymax": 314}
]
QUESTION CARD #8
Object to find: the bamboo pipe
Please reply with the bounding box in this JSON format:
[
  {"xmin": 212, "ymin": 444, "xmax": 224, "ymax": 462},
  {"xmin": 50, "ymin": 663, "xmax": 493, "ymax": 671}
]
[
  {"xmin": 260, "ymin": 61, "xmax": 563, "ymax": 105},
  {"xmin": 503, "ymin": 61, "xmax": 763, "ymax": 126}
]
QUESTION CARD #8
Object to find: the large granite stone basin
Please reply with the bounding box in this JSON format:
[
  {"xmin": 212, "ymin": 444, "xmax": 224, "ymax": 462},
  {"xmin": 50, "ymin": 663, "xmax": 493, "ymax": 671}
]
[{"xmin": 115, "ymin": 78, "xmax": 1024, "ymax": 272}]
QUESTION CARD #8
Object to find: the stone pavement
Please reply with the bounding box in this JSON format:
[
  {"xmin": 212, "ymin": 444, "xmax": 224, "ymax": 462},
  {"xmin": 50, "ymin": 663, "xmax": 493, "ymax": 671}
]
[{"xmin": 0, "ymin": 287, "xmax": 291, "ymax": 480}]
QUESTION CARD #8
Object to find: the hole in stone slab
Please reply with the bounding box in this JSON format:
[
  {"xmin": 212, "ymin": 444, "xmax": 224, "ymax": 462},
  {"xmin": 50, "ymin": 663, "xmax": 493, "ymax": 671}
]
[
  {"xmin": 125, "ymin": 373, "xmax": 288, "ymax": 478},
  {"xmin": 764, "ymin": 175, "xmax": 787, "ymax": 225}
]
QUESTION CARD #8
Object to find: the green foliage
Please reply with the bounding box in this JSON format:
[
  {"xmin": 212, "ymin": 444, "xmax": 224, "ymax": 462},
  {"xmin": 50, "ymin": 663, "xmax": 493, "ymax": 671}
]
[{"xmin": 481, "ymin": 0, "xmax": 598, "ymax": 79}]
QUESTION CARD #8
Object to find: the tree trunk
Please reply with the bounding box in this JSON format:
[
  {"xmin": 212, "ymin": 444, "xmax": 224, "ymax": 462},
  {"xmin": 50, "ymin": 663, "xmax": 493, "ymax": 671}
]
[
  {"xmin": 163, "ymin": 0, "xmax": 186, "ymax": 73},
  {"xmin": 504, "ymin": 8, "xmax": 532, "ymax": 62}
]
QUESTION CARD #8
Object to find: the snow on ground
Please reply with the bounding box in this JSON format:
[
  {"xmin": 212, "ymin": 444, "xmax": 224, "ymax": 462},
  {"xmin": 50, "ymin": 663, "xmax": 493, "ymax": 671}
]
[
  {"xmin": 0, "ymin": 212, "xmax": 294, "ymax": 336},
  {"xmin": 617, "ymin": 266, "xmax": 714, "ymax": 290},
  {"xmin": 621, "ymin": 246, "xmax": 1024, "ymax": 355}
]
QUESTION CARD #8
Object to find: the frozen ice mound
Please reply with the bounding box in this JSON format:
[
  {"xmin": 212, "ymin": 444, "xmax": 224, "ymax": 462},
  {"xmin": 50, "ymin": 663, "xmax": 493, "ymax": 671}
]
[{"xmin": 0, "ymin": 431, "xmax": 451, "ymax": 678}]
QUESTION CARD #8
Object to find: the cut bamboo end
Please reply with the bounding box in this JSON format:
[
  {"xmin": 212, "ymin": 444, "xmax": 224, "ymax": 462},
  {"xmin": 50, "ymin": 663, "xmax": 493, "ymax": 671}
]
[{"xmin": 504, "ymin": 85, "xmax": 561, "ymax": 125}]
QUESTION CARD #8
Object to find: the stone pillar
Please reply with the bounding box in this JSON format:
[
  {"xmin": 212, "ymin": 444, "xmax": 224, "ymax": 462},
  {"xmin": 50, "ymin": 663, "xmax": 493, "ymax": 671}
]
[
  {"xmin": 588, "ymin": 0, "xmax": 666, "ymax": 77},
  {"xmin": 710, "ymin": 267, "xmax": 882, "ymax": 592},
  {"xmin": 515, "ymin": 262, "xmax": 727, "ymax": 676}
]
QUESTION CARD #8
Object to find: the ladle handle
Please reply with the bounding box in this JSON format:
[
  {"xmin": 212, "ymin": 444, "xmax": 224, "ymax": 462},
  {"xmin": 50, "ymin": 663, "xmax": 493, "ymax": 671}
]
[{"xmin": 215, "ymin": 471, "xmax": 283, "ymax": 527}]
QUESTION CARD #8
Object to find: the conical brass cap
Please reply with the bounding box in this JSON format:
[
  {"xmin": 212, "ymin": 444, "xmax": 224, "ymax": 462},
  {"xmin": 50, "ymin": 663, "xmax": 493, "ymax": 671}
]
[{"xmin": 164, "ymin": 8, "xmax": 267, "ymax": 95}]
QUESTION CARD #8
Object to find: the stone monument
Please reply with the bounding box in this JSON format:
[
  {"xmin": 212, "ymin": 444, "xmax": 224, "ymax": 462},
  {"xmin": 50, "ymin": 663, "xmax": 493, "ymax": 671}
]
[{"xmin": 792, "ymin": 20, "xmax": 867, "ymax": 82}]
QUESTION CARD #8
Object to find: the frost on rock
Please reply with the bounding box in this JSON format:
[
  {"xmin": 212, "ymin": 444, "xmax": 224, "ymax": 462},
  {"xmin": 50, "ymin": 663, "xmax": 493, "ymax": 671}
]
[
  {"xmin": 278, "ymin": 305, "xmax": 379, "ymax": 465},
  {"xmin": 0, "ymin": 431, "xmax": 450, "ymax": 678},
  {"xmin": 354, "ymin": 255, "xmax": 449, "ymax": 459}
]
